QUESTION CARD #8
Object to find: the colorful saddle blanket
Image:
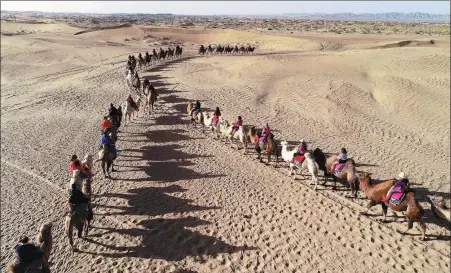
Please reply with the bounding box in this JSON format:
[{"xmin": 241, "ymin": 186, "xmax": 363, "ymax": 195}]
[
  {"xmin": 388, "ymin": 186, "xmax": 406, "ymax": 206},
  {"xmin": 333, "ymin": 163, "xmax": 345, "ymax": 174},
  {"xmin": 211, "ymin": 116, "xmax": 219, "ymax": 126},
  {"xmin": 293, "ymin": 155, "xmax": 305, "ymax": 168},
  {"xmin": 258, "ymin": 136, "xmax": 266, "ymax": 148},
  {"xmin": 191, "ymin": 110, "xmax": 199, "ymax": 119}
]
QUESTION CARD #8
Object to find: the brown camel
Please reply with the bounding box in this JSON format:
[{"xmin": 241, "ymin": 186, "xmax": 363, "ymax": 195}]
[
  {"xmin": 358, "ymin": 172, "xmax": 426, "ymax": 241},
  {"xmin": 325, "ymin": 155, "xmax": 359, "ymax": 198},
  {"xmin": 248, "ymin": 127, "xmax": 278, "ymax": 166}
]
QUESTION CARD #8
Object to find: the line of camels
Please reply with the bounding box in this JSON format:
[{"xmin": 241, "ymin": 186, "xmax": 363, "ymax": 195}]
[
  {"xmin": 7, "ymin": 50, "xmax": 450, "ymax": 273},
  {"xmin": 128, "ymin": 45, "xmax": 184, "ymax": 72},
  {"xmin": 199, "ymin": 44, "xmax": 256, "ymax": 55},
  {"xmin": 186, "ymin": 103, "xmax": 451, "ymax": 243}
]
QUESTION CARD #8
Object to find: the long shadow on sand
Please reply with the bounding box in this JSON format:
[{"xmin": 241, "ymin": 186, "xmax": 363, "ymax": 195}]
[{"xmin": 87, "ymin": 185, "xmax": 255, "ymax": 260}]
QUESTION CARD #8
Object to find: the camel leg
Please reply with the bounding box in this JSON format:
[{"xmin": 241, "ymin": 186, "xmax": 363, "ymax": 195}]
[
  {"xmin": 381, "ymin": 202, "xmax": 388, "ymax": 222},
  {"xmin": 65, "ymin": 217, "xmax": 75, "ymax": 251},
  {"xmin": 360, "ymin": 200, "xmax": 377, "ymax": 215},
  {"xmin": 313, "ymin": 175, "xmax": 319, "ymax": 191},
  {"xmin": 417, "ymin": 216, "xmax": 426, "ymax": 241},
  {"xmin": 101, "ymin": 160, "xmax": 107, "ymax": 178}
]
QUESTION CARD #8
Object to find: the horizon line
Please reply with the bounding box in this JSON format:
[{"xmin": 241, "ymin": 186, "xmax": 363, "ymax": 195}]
[{"xmin": 1, "ymin": 9, "xmax": 450, "ymax": 16}]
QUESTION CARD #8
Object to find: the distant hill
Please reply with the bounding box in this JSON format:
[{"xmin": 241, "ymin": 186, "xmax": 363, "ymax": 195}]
[{"xmin": 281, "ymin": 12, "xmax": 450, "ymax": 22}]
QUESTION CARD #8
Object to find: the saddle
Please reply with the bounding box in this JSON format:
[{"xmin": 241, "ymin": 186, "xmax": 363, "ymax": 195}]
[
  {"xmin": 388, "ymin": 186, "xmax": 407, "ymax": 206},
  {"xmin": 291, "ymin": 155, "xmax": 305, "ymax": 168},
  {"xmin": 191, "ymin": 109, "xmax": 199, "ymax": 119},
  {"xmin": 333, "ymin": 163, "xmax": 345, "ymax": 174},
  {"xmin": 258, "ymin": 136, "xmax": 266, "ymax": 148}
]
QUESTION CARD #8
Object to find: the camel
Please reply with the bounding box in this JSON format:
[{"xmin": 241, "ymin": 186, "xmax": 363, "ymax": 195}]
[
  {"xmin": 144, "ymin": 85, "xmax": 158, "ymax": 115},
  {"xmin": 98, "ymin": 138, "xmax": 117, "ymax": 179},
  {"xmin": 325, "ymin": 155, "xmax": 359, "ymax": 198},
  {"xmin": 203, "ymin": 112, "xmax": 221, "ymax": 139},
  {"xmin": 186, "ymin": 102, "xmax": 204, "ymax": 130},
  {"xmin": 7, "ymin": 222, "xmax": 53, "ymax": 273},
  {"xmin": 65, "ymin": 203, "xmax": 89, "ymax": 251},
  {"xmin": 358, "ymin": 172, "xmax": 426, "ymax": 241},
  {"xmin": 123, "ymin": 95, "xmax": 142, "ymax": 125},
  {"xmin": 126, "ymin": 70, "xmax": 141, "ymax": 95},
  {"xmin": 280, "ymin": 141, "xmax": 313, "ymax": 180},
  {"xmin": 426, "ymin": 196, "xmax": 450, "ymax": 223},
  {"xmin": 198, "ymin": 45, "xmax": 206, "ymax": 55},
  {"xmin": 220, "ymin": 120, "xmax": 248, "ymax": 154},
  {"xmin": 248, "ymin": 126, "xmax": 278, "ymax": 166},
  {"xmin": 301, "ymin": 152, "xmax": 320, "ymax": 190},
  {"xmin": 312, "ymin": 147, "xmax": 328, "ymax": 181}
]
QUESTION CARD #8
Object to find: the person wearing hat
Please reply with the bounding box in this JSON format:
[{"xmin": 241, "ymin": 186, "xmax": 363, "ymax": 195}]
[
  {"xmin": 382, "ymin": 172, "xmax": 410, "ymax": 203},
  {"xmin": 330, "ymin": 148, "xmax": 348, "ymax": 173},
  {"xmin": 291, "ymin": 139, "xmax": 308, "ymax": 163}
]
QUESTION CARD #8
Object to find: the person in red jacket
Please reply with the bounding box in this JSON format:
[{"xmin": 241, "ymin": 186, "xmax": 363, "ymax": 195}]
[
  {"xmin": 230, "ymin": 116, "xmax": 243, "ymax": 136},
  {"xmin": 100, "ymin": 116, "xmax": 111, "ymax": 132}
]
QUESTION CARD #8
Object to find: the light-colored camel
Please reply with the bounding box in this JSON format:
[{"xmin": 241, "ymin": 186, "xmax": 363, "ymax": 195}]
[
  {"xmin": 126, "ymin": 70, "xmax": 141, "ymax": 95},
  {"xmin": 220, "ymin": 121, "xmax": 248, "ymax": 154},
  {"xmin": 301, "ymin": 152, "xmax": 320, "ymax": 190},
  {"xmin": 202, "ymin": 112, "xmax": 221, "ymax": 138},
  {"xmin": 7, "ymin": 222, "xmax": 53, "ymax": 273},
  {"xmin": 123, "ymin": 95, "xmax": 142, "ymax": 125},
  {"xmin": 186, "ymin": 103, "xmax": 204, "ymax": 130}
]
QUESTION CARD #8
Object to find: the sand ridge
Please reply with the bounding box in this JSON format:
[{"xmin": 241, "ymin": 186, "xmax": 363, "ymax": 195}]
[{"xmin": 1, "ymin": 23, "xmax": 450, "ymax": 272}]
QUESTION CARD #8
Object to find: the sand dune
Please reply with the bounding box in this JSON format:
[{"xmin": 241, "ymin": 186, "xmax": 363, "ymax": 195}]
[{"xmin": 1, "ymin": 22, "xmax": 450, "ymax": 273}]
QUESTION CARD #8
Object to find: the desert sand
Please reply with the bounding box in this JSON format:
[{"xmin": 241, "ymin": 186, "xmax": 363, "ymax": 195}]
[{"xmin": 1, "ymin": 22, "xmax": 450, "ymax": 273}]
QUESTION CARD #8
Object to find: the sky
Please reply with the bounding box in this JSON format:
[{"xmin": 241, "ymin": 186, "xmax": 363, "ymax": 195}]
[{"xmin": 1, "ymin": 1, "xmax": 450, "ymax": 15}]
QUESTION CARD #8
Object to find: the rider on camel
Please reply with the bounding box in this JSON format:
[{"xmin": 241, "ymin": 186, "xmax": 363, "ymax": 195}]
[
  {"xmin": 230, "ymin": 116, "xmax": 243, "ymax": 136},
  {"xmin": 127, "ymin": 94, "xmax": 138, "ymax": 110},
  {"xmin": 100, "ymin": 116, "xmax": 111, "ymax": 132},
  {"xmin": 109, "ymin": 103, "xmax": 119, "ymax": 118},
  {"xmin": 291, "ymin": 139, "xmax": 308, "ymax": 163},
  {"xmin": 100, "ymin": 128, "xmax": 117, "ymax": 158},
  {"xmin": 261, "ymin": 123, "xmax": 271, "ymax": 142},
  {"xmin": 191, "ymin": 100, "xmax": 201, "ymax": 117},
  {"xmin": 211, "ymin": 107, "xmax": 221, "ymax": 126},
  {"xmin": 382, "ymin": 172, "xmax": 410, "ymax": 203},
  {"xmin": 68, "ymin": 183, "xmax": 90, "ymax": 224},
  {"xmin": 331, "ymin": 148, "xmax": 348, "ymax": 173},
  {"xmin": 14, "ymin": 236, "xmax": 47, "ymax": 271}
]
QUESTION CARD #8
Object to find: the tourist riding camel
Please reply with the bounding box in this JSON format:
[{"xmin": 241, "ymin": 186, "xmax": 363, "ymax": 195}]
[
  {"xmin": 211, "ymin": 107, "xmax": 221, "ymax": 126},
  {"xmin": 291, "ymin": 139, "xmax": 308, "ymax": 163},
  {"xmin": 330, "ymin": 148, "xmax": 348, "ymax": 173},
  {"xmin": 382, "ymin": 172, "xmax": 410, "ymax": 204},
  {"xmin": 68, "ymin": 183, "xmax": 90, "ymax": 227},
  {"xmin": 100, "ymin": 116, "xmax": 112, "ymax": 132},
  {"xmin": 69, "ymin": 155, "xmax": 90, "ymax": 180},
  {"xmin": 109, "ymin": 103, "xmax": 119, "ymax": 118},
  {"xmin": 127, "ymin": 94, "xmax": 138, "ymax": 110},
  {"xmin": 230, "ymin": 116, "xmax": 243, "ymax": 136},
  {"xmin": 261, "ymin": 123, "xmax": 271, "ymax": 142},
  {"xmin": 100, "ymin": 128, "xmax": 117, "ymax": 159},
  {"xmin": 14, "ymin": 236, "xmax": 46, "ymax": 269},
  {"xmin": 190, "ymin": 100, "xmax": 201, "ymax": 117}
]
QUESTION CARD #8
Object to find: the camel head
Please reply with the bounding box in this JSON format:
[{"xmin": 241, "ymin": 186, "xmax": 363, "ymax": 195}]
[
  {"xmin": 39, "ymin": 222, "xmax": 53, "ymax": 237},
  {"xmin": 304, "ymin": 152, "xmax": 313, "ymax": 159},
  {"xmin": 280, "ymin": 140, "xmax": 288, "ymax": 147}
]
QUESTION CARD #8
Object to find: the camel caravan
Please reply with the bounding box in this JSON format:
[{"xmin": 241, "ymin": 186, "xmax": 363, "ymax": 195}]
[
  {"xmin": 186, "ymin": 100, "xmax": 451, "ymax": 244},
  {"xmin": 126, "ymin": 45, "xmax": 183, "ymax": 71},
  {"xmin": 198, "ymin": 44, "xmax": 256, "ymax": 55},
  {"xmin": 6, "ymin": 50, "xmax": 449, "ymax": 272}
]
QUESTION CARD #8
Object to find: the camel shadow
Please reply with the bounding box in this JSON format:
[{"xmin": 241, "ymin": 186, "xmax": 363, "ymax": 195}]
[
  {"xmin": 146, "ymin": 129, "xmax": 203, "ymax": 143},
  {"xmin": 84, "ymin": 185, "xmax": 256, "ymax": 261}
]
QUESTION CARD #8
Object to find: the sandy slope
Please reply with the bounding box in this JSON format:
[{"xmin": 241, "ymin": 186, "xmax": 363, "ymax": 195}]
[{"xmin": 1, "ymin": 24, "xmax": 450, "ymax": 272}]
